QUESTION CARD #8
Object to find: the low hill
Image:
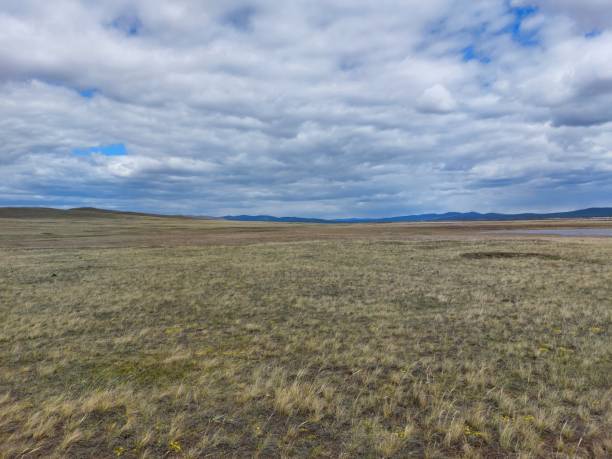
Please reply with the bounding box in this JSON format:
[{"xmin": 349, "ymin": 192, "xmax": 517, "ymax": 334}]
[{"xmin": 0, "ymin": 207, "xmax": 179, "ymax": 219}]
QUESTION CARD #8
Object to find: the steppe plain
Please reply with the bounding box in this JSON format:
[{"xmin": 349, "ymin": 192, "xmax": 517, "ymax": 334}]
[{"xmin": 0, "ymin": 211, "xmax": 610, "ymax": 458}]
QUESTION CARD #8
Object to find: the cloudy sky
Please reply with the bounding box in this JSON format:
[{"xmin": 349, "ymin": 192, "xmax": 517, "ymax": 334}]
[{"xmin": 1, "ymin": 0, "xmax": 611, "ymax": 217}]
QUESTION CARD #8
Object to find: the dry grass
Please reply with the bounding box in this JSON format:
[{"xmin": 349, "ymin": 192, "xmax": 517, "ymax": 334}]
[{"xmin": 0, "ymin": 216, "xmax": 610, "ymax": 457}]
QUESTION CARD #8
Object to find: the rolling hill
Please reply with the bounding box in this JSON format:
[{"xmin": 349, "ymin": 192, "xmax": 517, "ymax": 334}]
[{"xmin": 0, "ymin": 207, "xmax": 180, "ymax": 219}]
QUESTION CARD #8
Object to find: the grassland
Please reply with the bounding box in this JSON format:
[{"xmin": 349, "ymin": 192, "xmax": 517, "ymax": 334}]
[{"xmin": 0, "ymin": 214, "xmax": 610, "ymax": 458}]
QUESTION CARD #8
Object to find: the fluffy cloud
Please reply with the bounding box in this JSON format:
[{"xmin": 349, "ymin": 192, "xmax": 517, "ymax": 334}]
[
  {"xmin": 417, "ymin": 85, "xmax": 457, "ymax": 113},
  {"xmin": 0, "ymin": 0, "xmax": 610, "ymax": 216}
]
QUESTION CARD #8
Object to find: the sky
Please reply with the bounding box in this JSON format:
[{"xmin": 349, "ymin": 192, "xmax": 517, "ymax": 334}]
[{"xmin": 1, "ymin": 0, "xmax": 611, "ymax": 217}]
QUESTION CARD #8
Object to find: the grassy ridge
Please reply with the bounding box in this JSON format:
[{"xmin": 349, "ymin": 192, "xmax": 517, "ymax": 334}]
[
  {"xmin": 0, "ymin": 207, "xmax": 194, "ymax": 219},
  {"xmin": 0, "ymin": 221, "xmax": 610, "ymax": 457}
]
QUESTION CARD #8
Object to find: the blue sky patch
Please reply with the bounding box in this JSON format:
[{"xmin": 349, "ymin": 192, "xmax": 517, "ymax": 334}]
[
  {"xmin": 111, "ymin": 15, "xmax": 142, "ymax": 36},
  {"xmin": 73, "ymin": 143, "xmax": 127, "ymax": 157},
  {"xmin": 506, "ymin": 4, "xmax": 539, "ymax": 47},
  {"xmin": 462, "ymin": 45, "xmax": 491, "ymax": 63},
  {"xmin": 585, "ymin": 29, "xmax": 602, "ymax": 39},
  {"xmin": 79, "ymin": 88, "xmax": 97, "ymax": 98}
]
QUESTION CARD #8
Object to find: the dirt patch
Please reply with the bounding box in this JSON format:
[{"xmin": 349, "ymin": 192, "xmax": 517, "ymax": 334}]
[{"xmin": 461, "ymin": 251, "xmax": 561, "ymax": 260}]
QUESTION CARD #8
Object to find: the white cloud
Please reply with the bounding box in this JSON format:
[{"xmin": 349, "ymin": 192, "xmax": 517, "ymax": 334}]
[{"xmin": 417, "ymin": 84, "xmax": 457, "ymax": 113}]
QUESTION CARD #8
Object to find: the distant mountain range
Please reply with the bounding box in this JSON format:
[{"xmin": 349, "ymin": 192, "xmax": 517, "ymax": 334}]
[
  {"xmin": 224, "ymin": 207, "xmax": 612, "ymax": 223},
  {"xmin": 2, "ymin": 206, "xmax": 612, "ymax": 223}
]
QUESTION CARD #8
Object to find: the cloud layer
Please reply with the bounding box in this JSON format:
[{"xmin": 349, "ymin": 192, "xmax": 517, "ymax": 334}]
[{"xmin": 1, "ymin": 0, "xmax": 611, "ymax": 216}]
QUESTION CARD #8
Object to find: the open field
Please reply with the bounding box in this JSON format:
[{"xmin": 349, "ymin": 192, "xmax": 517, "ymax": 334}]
[
  {"xmin": 0, "ymin": 215, "xmax": 611, "ymax": 458},
  {"xmin": 1, "ymin": 212, "xmax": 612, "ymax": 249}
]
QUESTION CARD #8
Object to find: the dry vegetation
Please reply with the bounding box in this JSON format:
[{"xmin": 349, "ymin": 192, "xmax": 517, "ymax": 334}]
[{"xmin": 0, "ymin": 215, "xmax": 611, "ymax": 458}]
